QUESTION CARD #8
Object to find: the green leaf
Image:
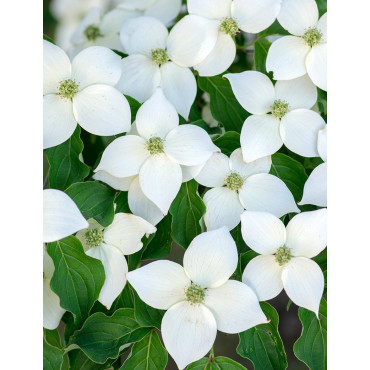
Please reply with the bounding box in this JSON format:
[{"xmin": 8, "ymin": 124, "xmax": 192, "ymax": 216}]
[
  {"xmin": 65, "ymin": 181, "xmax": 116, "ymax": 227},
  {"xmin": 169, "ymin": 180, "xmax": 206, "ymax": 248},
  {"xmin": 314, "ymin": 249, "xmax": 327, "ymax": 294},
  {"xmin": 70, "ymin": 308, "xmax": 151, "ymax": 363},
  {"xmin": 115, "ymin": 191, "xmax": 131, "ymax": 214},
  {"xmin": 294, "ymin": 298, "xmax": 327, "ymax": 369},
  {"xmin": 44, "ymin": 329, "xmax": 63, "ymax": 349},
  {"xmin": 47, "ymin": 236, "xmax": 105, "ymax": 325},
  {"xmin": 188, "ymin": 357, "xmax": 246, "ymax": 369},
  {"xmin": 258, "ymin": 20, "xmax": 290, "ymax": 38},
  {"xmin": 68, "ymin": 350, "xmax": 111, "ymax": 370},
  {"xmin": 43, "ymin": 337, "xmax": 64, "ymax": 370},
  {"xmin": 230, "ymin": 224, "xmax": 249, "ymax": 254},
  {"xmin": 198, "ymin": 76, "xmax": 249, "ymax": 132},
  {"xmin": 44, "ymin": 34, "xmax": 56, "ymax": 44},
  {"xmin": 316, "ymin": 0, "xmax": 327, "ymax": 17},
  {"xmin": 270, "ymin": 153, "xmax": 308, "ymax": 202},
  {"xmin": 317, "ymin": 88, "xmax": 327, "ymax": 116},
  {"xmin": 237, "ymin": 302, "xmax": 288, "ymax": 370},
  {"xmin": 125, "ymin": 95, "xmax": 141, "ymax": 123},
  {"xmin": 213, "ymin": 131, "xmax": 240, "ymax": 156},
  {"xmin": 187, "ymin": 119, "xmax": 222, "ymax": 136},
  {"xmin": 120, "ymin": 330, "xmax": 168, "ymax": 370},
  {"xmin": 142, "ymin": 215, "xmax": 172, "ymax": 260},
  {"xmin": 46, "ymin": 126, "xmax": 90, "ymax": 191},
  {"xmin": 133, "ymin": 290, "xmax": 165, "ymax": 330},
  {"xmin": 254, "ymin": 38, "xmax": 272, "ymax": 75},
  {"xmin": 109, "ymin": 284, "xmax": 134, "ymax": 312}
]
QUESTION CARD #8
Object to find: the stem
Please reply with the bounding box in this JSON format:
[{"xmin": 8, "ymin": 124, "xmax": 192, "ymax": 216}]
[
  {"xmin": 209, "ymin": 346, "xmax": 215, "ymax": 360},
  {"xmin": 286, "ymin": 299, "xmax": 292, "ymax": 312}
]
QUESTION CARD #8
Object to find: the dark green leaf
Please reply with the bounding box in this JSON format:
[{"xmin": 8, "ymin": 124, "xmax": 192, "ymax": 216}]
[
  {"xmin": 71, "ymin": 308, "xmax": 151, "ymax": 363},
  {"xmin": 44, "ymin": 34, "xmax": 56, "ymax": 44},
  {"xmin": 142, "ymin": 215, "xmax": 172, "ymax": 260},
  {"xmin": 258, "ymin": 20, "xmax": 290, "ymax": 38},
  {"xmin": 213, "ymin": 131, "xmax": 240, "ymax": 156},
  {"xmin": 317, "ymin": 88, "xmax": 327, "ymax": 117},
  {"xmin": 237, "ymin": 302, "xmax": 288, "ymax": 370},
  {"xmin": 43, "ymin": 337, "xmax": 64, "ymax": 370},
  {"xmin": 187, "ymin": 119, "xmax": 222, "ymax": 136},
  {"xmin": 65, "ymin": 181, "xmax": 116, "ymax": 227},
  {"xmin": 198, "ymin": 76, "xmax": 248, "ymax": 132},
  {"xmin": 254, "ymin": 38, "xmax": 272, "ymax": 75},
  {"xmin": 68, "ymin": 350, "xmax": 111, "ymax": 370},
  {"xmin": 294, "ymin": 298, "xmax": 327, "ymax": 369},
  {"xmin": 133, "ymin": 290, "xmax": 165, "ymax": 330},
  {"xmin": 169, "ymin": 180, "xmax": 206, "ymax": 248},
  {"xmin": 109, "ymin": 284, "xmax": 134, "ymax": 312},
  {"xmin": 120, "ymin": 330, "xmax": 168, "ymax": 370},
  {"xmin": 125, "ymin": 95, "xmax": 141, "ymax": 123},
  {"xmin": 316, "ymin": 0, "xmax": 327, "ymax": 17},
  {"xmin": 230, "ymin": 224, "xmax": 249, "ymax": 254},
  {"xmin": 115, "ymin": 192, "xmax": 131, "ymax": 213},
  {"xmin": 44, "ymin": 329, "xmax": 63, "ymax": 349},
  {"xmin": 47, "ymin": 236, "xmax": 105, "ymax": 325},
  {"xmin": 46, "ymin": 126, "xmax": 90, "ymax": 190},
  {"xmin": 188, "ymin": 357, "xmax": 246, "ymax": 369},
  {"xmin": 304, "ymin": 157, "xmax": 324, "ymax": 171},
  {"xmin": 270, "ymin": 153, "xmax": 308, "ymax": 202}
]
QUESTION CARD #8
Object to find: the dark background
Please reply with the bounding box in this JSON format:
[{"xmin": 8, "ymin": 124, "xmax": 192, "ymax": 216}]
[{"xmin": 44, "ymin": 1, "xmax": 308, "ymax": 368}]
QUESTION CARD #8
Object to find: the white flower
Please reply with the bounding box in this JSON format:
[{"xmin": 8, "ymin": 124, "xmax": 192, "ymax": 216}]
[
  {"xmin": 195, "ymin": 149, "xmax": 299, "ymax": 231},
  {"xmin": 43, "ymin": 40, "xmax": 131, "ymax": 149},
  {"xmin": 300, "ymin": 126, "xmax": 327, "ymax": 207},
  {"xmin": 241, "ymin": 209, "xmax": 327, "ymax": 315},
  {"xmin": 69, "ymin": 7, "xmax": 140, "ymax": 57},
  {"xmin": 127, "ymin": 227, "xmax": 267, "ymax": 369},
  {"xmin": 76, "ymin": 215, "xmax": 156, "ymax": 308},
  {"xmin": 95, "ymin": 88, "xmax": 218, "ymax": 215},
  {"xmin": 43, "ymin": 189, "xmax": 89, "ymax": 329},
  {"xmin": 43, "ymin": 189, "xmax": 89, "ymax": 243},
  {"xmin": 266, "ymin": 1, "xmax": 327, "ymax": 90},
  {"xmin": 115, "ymin": 0, "xmax": 182, "ymax": 26},
  {"xmin": 115, "ymin": 16, "xmax": 215, "ymax": 118},
  {"xmin": 225, "ymin": 71, "xmax": 325, "ymax": 162}
]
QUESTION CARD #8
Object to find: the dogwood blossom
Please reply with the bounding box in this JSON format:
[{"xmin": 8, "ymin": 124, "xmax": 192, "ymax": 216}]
[
  {"xmin": 195, "ymin": 149, "xmax": 299, "ymax": 230},
  {"xmin": 43, "ymin": 189, "xmax": 88, "ymax": 329},
  {"xmin": 115, "ymin": 0, "xmax": 182, "ymax": 26},
  {"xmin": 266, "ymin": 0, "xmax": 327, "ymax": 90},
  {"xmin": 127, "ymin": 227, "xmax": 267, "ymax": 368},
  {"xmin": 69, "ymin": 7, "xmax": 139, "ymax": 57},
  {"xmin": 115, "ymin": 16, "xmax": 216, "ymax": 118},
  {"xmin": 76, "ymin": 215, "xmax": 156, "ymax": 308},
  {"xmin": 43, "ymin": 41, "xmax": 131, "ymax": 149},
  {"xmin": 95, "ymin": 88, "xmax": 218, "ymax": 215},
  {"xmin": 300, "ymin": 126, "xmax": 327, "ymax": 207},
  {"xmin": 225, "ymin": 71, "xmax": 325, "ymax": 162},
  {"xmin": 241, "ymin": 209, "xmax": 327, "ymax": 315}
]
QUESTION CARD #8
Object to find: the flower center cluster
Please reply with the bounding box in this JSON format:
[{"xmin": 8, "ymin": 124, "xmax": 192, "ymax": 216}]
[
  {"xmin": 84, "ymin": 25, "xmax": 101, "ymax": 41},
  {"xmin": 151, "ymin": 48, "xmax": 169, "ymax": 66},
  {"xmin": 220, "ymin": 17, "xmax": 239, "ymax": 36},
  {"xmin": 85, "ymin": 228, "xmax": 104, "ymax": 248},
  {"xmin": 186, "ymin": 283, "xmax": 205, "ymax": 304},
  {"xmin": 275, "ymin": 246, "xmax": 292, "ymax": 266},
  {"xmin": 271, "ymin": 100, "xmax": 290, "ymax": 119},
  {"xmin": 58, "ymin": 79, "xmax": 79, "ymax": 100},
  {"xmin": 302, "ymin": 27, "xmax": 323, "ymax": 47},
  {"xmin": 225, "ymin": 172, "xmax": 244, "ymax": 191},
  {"xmin": 146, "ymin": 137, "xmax": 164, "ymax": 155}
]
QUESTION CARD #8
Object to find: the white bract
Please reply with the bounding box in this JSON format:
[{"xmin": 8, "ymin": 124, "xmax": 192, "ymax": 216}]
[
  {"xmin": 115, "ymin": 0, "xmax": 182, "ymax": 26},
  {"xmin": 43, "ymin": 189, "xmax": 88, "ymax": 329},
  {"xmin": 69, "ymin": 7, "xmax": 140, "ymax": 57},
  {"xmin": 300, "ymin": 126, "xmax": 327, "ymax": 207},
  {"xmin": 95, "ymin": 88, "xmax": 218, "ymax": 215},
  {"xmin": 196, "ymin": 149, "xmax": 299, "ymax": 231},
  {"xmin": 241, "ymin": 209, "xmax": 327, "ymax": 315},
  {"xmin": 185, "ymin": 0, "xmax": 286, "ymax": 76},
  {"xmin": 116, "ymin": 16, "xmax": 216, "ymax": 118},
  {"xmin": 127, "ymin": 227, "xmax": 267, "ymax": 368},
  {"xmin": 43, "ymin": 40, "xmax": 131, "ymax": 149},
  {"xmin": 266, "ymin": 0, "xmax": 327, "ymax": 90},
  {"xmin": 76, "ymin": 215, "xmax": 156, "ymax": 308},
  {"xmin": 225, "ymin": 71, "xmax": 325, "ymax": 162}
]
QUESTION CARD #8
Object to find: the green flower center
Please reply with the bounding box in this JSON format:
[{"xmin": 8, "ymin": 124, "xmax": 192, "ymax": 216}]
[
  {"xmin": 220, "ymin": 17, "xmax": 239, "ymax": 36},
  {"xmin": 275, "ymin": 246, "xmax": 292, "ymax": 266},
  {"xmin": 302, "ymin": 27, "xmax": 323, "ymax": 47},
  {"xmin": 225, "ymin": 172, "xmax": 244, "ymax": 191},
  {"xmin": 151, "ymin": 48, "xmax": 169, "ymax": 66},
  {"xmin": 84, "ymin": 25, "xmax": 101, "ymax": 41},
  {"xmin": 186, "ymin": 283, "xmax": 205, "ymax": 304},
  {"xmin": 85, "ymin": 228, "xmax": 104, "ymax": 248},
  {"xmin": 271, "ymin": 99, "xmax": 290, "ymax": 119},
  {"xmin": 58, "ymin": 79, "xmax": 79, "ymax": 100},
  {"xmin": 146, "ymin": 137, "xmax": 164, "ymax": 155}
]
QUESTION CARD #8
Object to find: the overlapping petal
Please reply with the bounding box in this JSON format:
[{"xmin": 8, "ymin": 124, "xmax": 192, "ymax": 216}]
[
  {"xmin": 300, "ymin": 163, "xmax": 327, "ymax": 207},
  {"xmin": 93, "ymin": 171, "xmax": 135, "ymax": 192},
  {"xmin": 195, "ymin": 152, "xmax": 230, "ymax": 188},
  {"xmin": 306, "ymin": 43, "xmax": 327, "ymax": 91},
  {"xmin": 229, "ymin": 149, "xmax": 271, "ymax": 178},
  {"xmin": 187, "ymin": 0, "xmax": 232, "ymax": 19}
]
